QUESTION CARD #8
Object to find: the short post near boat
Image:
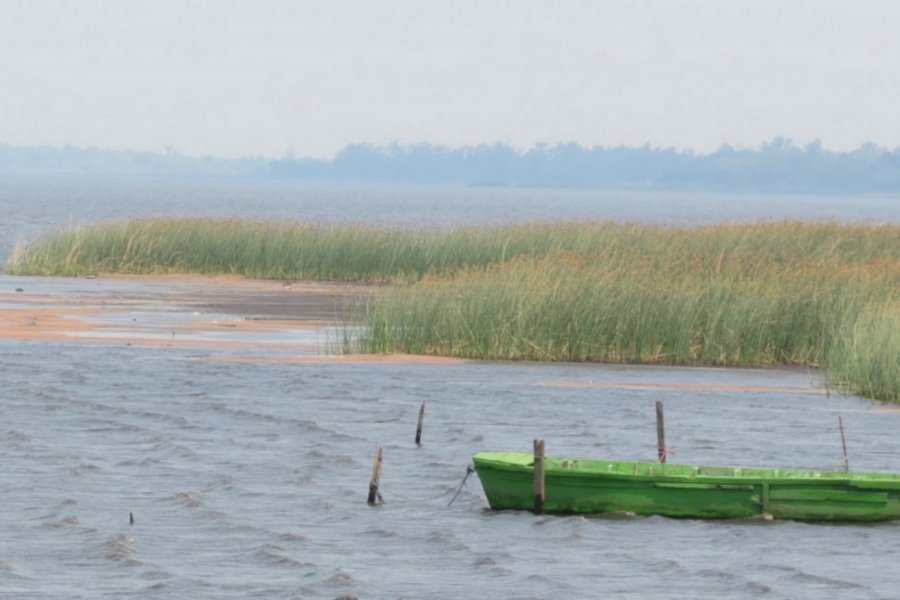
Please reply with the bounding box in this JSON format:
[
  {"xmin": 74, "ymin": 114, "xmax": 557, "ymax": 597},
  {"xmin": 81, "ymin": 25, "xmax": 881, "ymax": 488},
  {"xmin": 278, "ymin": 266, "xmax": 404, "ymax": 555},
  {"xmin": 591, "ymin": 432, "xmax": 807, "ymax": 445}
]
[
  {"xmin": 656, "ymin": 400, "xmax": 667, "ymax": 464},
  {"xmin": 533, "ymin": 439, "xmax": 545, "ymax": 515}
]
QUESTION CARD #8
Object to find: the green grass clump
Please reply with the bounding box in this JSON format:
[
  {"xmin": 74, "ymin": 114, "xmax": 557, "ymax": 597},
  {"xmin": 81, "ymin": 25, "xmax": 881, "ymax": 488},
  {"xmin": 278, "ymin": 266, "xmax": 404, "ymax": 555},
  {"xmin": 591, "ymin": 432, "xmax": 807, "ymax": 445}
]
[
  {"xmin": 7, "ymin": 218, "xmax": 899, "ymax": 401},
  {"xmin": 360, "ymin": 252, "xmax": 882, "ymax": 365},
  {"xmin": 6, "ymin": 218, "xmax": 616, "ymax": 281},
  {"xmin": 827, "ymin": 307, "xmax": 900, "ymax": 402},
  {"xmin": 357, "ymin": 221, "xmax": 899, "ymax": 401}
]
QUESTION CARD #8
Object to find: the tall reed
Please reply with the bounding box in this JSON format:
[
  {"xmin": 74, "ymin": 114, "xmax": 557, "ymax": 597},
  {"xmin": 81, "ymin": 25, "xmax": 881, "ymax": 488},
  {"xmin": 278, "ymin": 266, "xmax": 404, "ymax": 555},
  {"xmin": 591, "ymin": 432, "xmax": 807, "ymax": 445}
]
[
  {"xmin": 360, "ymin": 254, "xmax": 883, "ymax": 365},
  {"xmin": 827, "ymin": 307, "xmax": 900, "ymax": 402},
  {"xmin": 6, "ymin": 218, "xmax": 622, "ymax": 280},
  {"xmin": 8, "ymin": 218, "xmax": 899, "ymax": 283},
  {"xmin": 7, "ymin": 218, "xmax": 899, "ymax": 401},
  {"xmin": 357, "ymin": 221, "xmax": 899, "ymax": 401}
]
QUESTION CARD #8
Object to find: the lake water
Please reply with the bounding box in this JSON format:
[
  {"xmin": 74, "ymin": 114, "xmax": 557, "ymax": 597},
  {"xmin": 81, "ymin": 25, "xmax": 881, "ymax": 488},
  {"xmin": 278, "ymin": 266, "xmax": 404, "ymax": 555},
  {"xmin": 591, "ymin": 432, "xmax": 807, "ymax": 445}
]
[
  {"xmin": 2, "ymin": 175, "xmax": 899, "ymax": 260},
  {"xmin": 2, "ymin": 177, "xmax": 900, "ymax": 599}
]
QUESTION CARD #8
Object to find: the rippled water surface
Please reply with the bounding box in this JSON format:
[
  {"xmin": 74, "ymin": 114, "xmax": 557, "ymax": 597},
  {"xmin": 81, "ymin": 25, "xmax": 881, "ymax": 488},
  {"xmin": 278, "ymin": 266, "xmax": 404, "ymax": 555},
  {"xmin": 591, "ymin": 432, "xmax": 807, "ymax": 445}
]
[
  {"xmin": 3, "ymin": 338, "xmax": 900, "ymax": 599},
  {"xmin": 2, "ymin": 180, "xmax": 900, "ymax": 598}
]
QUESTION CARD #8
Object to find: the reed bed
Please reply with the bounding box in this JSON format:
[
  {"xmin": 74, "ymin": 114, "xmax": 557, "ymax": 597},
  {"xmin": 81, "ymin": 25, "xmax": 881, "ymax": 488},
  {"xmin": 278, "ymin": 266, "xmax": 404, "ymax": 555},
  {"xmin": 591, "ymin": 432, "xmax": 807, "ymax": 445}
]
[
  {"xmin": 357, "ymin": 221, "xmax": 900, "ymax": 402},
  {"xmin": 361, "ymin": 254, "xmax": 886, "ymax": 363},
  {"xmin": 5, "ymin": 218, "xmax": 618, "ymax": 281},
  {"xmin": 826, "ymin": 307, "xmax": 900, "ymax": 402},
  {"xmin": 7, "ymin": 218, "xmax": 900, "ymax": 401}
]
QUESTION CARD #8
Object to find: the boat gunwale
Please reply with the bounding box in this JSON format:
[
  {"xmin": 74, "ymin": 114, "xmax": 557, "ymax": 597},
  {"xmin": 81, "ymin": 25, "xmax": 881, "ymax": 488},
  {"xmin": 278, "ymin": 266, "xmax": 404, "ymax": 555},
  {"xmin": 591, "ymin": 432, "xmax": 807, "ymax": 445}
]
[{"xmin": 472, "ymin": 452, "xmax": 900, "ymax": 488}]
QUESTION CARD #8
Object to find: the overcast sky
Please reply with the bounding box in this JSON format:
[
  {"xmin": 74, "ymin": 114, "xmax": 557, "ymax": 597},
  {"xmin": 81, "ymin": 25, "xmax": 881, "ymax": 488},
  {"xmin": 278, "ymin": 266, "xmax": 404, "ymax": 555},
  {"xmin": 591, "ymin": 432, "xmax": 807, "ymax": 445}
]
[{"xmin": 2, "ymin": 0, "xmax": 899, "ymax": 159}]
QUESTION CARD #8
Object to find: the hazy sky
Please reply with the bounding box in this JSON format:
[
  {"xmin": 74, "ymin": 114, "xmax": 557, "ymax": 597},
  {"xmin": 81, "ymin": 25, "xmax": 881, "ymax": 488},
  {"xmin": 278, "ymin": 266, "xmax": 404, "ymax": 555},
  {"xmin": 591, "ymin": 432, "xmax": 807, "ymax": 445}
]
[{"xmin": 2, "ymin": 0, "xmax": 899, "ymax": 159}]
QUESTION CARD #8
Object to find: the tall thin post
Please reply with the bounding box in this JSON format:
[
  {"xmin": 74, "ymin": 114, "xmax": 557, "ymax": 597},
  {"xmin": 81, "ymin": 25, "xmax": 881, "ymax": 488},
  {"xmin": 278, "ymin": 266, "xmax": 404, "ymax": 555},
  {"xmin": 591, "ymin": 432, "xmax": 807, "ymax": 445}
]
[
  {"xmin": 533, "ymin": 439, "xmax": 545, "ymax": 515},
  {"xmin": 367, "ymin": 445, "xmax": 384, "ymax": 505},
  {"xmin": 839, "ymin": 416, "xmax": 849, "ymax": 472},
  {"xmin": 415, "ymin": 402, "xmax": 425, "ymax": 445},
  {"xmin": 656, "ymin": 401, "xmax": 667, "ymax": 464}
]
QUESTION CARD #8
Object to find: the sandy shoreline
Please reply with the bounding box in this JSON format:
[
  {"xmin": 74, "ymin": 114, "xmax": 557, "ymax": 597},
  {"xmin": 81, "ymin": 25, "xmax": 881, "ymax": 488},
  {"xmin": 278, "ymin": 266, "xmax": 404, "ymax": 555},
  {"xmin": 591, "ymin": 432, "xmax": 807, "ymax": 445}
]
[
  {"xmin": 0, "ymin": 274, "xmax": 472, "ymax": 365},
  {"xmin": 205, "ymin": 352, "xmax": 467, "ymax": 364},
  {"xmin": 0, "ymin": 273, "xmax": 364, "ymax": 348},
  {"xmin": 0, "ymin": 274, "xmax": 830, "ymax": 388},
  {"xmin": 0, "ymin": 307, "xmax": 97, "ymax": 340},
  {"xmin": 538, "ymin": 379, "xmax": 826, "ymax": 395}
]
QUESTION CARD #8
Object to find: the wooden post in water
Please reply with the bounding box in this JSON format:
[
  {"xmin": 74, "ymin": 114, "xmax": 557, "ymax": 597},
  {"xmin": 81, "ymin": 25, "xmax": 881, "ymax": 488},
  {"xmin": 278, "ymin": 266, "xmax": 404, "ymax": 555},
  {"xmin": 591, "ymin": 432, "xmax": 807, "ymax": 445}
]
[
  {"xmin": 839, "ymin": 416, "xmax": 849, "ymax": 472},
  {"xmin": 656, "ymin": 400, "xmax": 667, "ymax": 464},
  {"xmin": 415, "ymin": 402, "xmax": 425, "ymax": 445},
  {"xmin": 533, "ymin": 439, "xmax": 545, "ymax": 515},
  {"xmin": 367, "ymin": 445, "xmax": 384, "ymax": 505}
]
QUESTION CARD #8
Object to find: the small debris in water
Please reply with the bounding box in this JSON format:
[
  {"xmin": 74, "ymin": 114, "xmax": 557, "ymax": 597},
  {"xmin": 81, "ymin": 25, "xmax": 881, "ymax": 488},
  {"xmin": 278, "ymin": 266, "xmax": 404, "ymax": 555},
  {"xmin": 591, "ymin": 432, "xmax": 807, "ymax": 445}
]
[{"xmin": 15, "ymin": 288, "xmax": 23, "ymax": 292}]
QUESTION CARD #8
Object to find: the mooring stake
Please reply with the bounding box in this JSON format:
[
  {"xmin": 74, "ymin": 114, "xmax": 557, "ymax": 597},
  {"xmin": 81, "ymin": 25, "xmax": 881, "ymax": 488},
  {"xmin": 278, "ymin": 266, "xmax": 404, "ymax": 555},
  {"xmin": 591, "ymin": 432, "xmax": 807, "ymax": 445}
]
[
  {"xmin": 656, "ymin": 400, "xmax": 667, "ymax": 464},
  {"xmin": 129, "ymin": 511, "xmax": 134, "ymax": 526},
  {"xmin": 533, "ymin": 439, "xmax": 545, "ymax": 515},
  {"xmin": 367, "ymin": 445, "xmax": 384, "ymax": 505},
  {"xmin": 415, "ymin": 402, "xmax": 425, "ymax": 445},
  {"xmin": 839, "ymin": 416, "xmax": 849, "ymax": 472}
]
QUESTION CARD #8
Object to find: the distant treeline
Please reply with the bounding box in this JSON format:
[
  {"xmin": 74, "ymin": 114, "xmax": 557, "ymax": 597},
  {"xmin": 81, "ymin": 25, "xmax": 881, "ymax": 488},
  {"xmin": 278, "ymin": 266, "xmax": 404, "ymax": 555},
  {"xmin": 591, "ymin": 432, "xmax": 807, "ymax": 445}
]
[
  {"xmin": 0, "ymin": 144, "xmax": 269, "ymax": 178},
  {"xmin": 4, "ymin": 139, "xmax": 900, "ymax": 193}
]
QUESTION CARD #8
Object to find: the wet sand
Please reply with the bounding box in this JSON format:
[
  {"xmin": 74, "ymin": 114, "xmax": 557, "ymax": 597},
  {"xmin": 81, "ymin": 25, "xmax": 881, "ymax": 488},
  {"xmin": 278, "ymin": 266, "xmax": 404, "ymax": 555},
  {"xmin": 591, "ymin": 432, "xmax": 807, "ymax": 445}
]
[
  {"xmin": 0, "ymin": 274, "xmax": 368, "ymax": 352},
  {"xmin": 0, "ymin": 307, "xmax": 96, "ymax": 340},
  {"xmin": 539, "ymin": 379, "xmax": 827, "ymax": 395},
  {"xmin": 0, "ymin": 274, "xmax": 469, "ymax": 364},
  {"xmin": 206, "ymin": 352, "xmax": 467, "ymax": 364}
]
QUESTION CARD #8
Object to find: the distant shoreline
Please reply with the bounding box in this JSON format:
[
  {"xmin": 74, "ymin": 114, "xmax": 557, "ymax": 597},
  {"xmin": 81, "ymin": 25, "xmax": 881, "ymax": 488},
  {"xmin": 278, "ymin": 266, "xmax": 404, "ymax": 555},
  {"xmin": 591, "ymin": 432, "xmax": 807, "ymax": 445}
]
[{"xmin": 5, "ymin": 139, "xmax": 900, "ymax": 194}]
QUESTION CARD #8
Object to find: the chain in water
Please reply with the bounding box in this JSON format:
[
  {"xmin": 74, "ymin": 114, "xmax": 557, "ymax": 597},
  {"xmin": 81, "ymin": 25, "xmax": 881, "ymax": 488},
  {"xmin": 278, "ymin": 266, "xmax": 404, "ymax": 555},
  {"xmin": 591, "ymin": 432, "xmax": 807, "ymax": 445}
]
[{"xmin": 378, "ymin": 465, "xmax": 475, "ymax": 506}]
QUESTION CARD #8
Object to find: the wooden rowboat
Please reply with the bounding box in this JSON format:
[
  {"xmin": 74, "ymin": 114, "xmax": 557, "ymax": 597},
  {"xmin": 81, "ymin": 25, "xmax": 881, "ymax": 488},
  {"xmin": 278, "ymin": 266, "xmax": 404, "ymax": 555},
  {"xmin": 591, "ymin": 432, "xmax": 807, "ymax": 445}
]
[{"xmin": 473, "ymin": 451, "xmax": 900, "ymax": 522}]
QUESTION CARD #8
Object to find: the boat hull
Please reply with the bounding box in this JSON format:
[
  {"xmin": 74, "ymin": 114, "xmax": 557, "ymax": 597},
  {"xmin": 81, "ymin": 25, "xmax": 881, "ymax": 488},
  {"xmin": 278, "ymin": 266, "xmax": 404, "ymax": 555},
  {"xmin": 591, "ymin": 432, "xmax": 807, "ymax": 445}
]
[{"xmin": 473, "ymin": 452, "xmax": 900, "ymax": 522}]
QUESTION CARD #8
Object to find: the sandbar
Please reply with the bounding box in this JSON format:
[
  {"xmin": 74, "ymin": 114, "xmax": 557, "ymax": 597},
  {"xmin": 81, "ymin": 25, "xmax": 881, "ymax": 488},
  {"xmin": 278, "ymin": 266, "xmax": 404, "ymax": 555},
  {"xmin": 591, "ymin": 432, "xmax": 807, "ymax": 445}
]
[
  {"xmin": 538, "ymin": 379, "xmax": 826, "ymax": 395},
  {"xmin": 0, "ymin": 273, "xmax": 369, "ymax": 353}
]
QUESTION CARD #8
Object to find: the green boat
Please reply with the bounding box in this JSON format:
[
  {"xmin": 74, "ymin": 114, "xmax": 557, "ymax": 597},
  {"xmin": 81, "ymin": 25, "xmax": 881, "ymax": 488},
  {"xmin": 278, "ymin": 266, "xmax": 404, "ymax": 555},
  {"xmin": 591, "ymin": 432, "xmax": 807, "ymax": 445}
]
[{"xmin": 473, "ymin": 452, "xmax": 900, "ymax": 522}]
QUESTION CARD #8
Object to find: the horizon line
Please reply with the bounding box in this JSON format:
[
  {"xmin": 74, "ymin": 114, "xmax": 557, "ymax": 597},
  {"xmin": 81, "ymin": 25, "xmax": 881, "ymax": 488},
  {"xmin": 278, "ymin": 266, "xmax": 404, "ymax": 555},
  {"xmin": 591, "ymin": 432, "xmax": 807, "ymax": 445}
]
[{"xmin": 3, "ymin": 137, "xmax": 900, "ymax": 163}]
